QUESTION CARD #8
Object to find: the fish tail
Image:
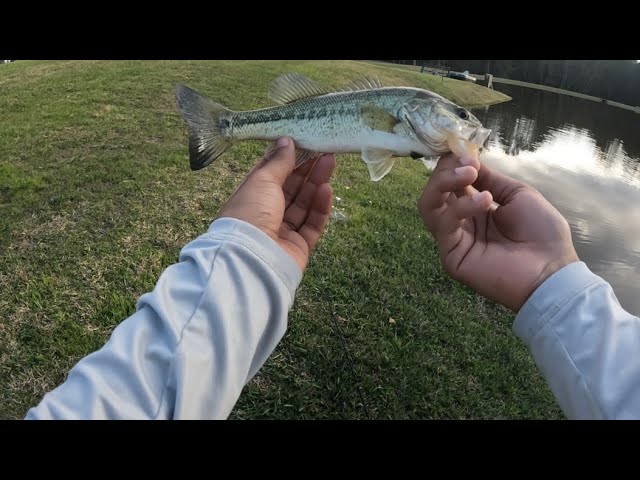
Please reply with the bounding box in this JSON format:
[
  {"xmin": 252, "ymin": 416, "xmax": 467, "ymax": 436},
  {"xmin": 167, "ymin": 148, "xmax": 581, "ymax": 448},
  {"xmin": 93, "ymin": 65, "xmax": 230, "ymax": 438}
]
[{"xmin": 176, "ymin": 84, "xmax": 233, "ymax": 171}]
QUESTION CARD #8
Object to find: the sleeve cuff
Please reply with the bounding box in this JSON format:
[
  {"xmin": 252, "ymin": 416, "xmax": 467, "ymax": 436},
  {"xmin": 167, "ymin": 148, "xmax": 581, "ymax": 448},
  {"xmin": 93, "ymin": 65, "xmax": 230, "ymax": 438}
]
[
  {"xmin": 513, "ymin": 261, "xmax": 603, "ymax": 343},
  {"xmin": 203, "ymin": 217, "xmax": 304, "ymax": 296}
]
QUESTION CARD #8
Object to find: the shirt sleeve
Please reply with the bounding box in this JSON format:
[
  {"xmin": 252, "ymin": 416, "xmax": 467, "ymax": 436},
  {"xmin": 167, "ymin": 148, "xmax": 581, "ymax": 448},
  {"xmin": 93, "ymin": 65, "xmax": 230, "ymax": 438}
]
[
  {"xmin": 513, "ymin": 261, "xmax": 640, "ymax": 419},
  {"xmin": 24, "ymin": 217, "xmax": 303, "ymax": 420}
]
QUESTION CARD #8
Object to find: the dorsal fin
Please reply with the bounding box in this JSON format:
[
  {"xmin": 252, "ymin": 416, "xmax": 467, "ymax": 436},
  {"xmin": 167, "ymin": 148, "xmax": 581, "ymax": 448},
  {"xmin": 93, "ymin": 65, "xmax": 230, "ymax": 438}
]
[
  {"xmin": 344, "ymin": 74, "xmax": 385, "ymax": 91},
  {"xmin": 268, "ymin": 73, "xmax": 330, "ymax": 105}
]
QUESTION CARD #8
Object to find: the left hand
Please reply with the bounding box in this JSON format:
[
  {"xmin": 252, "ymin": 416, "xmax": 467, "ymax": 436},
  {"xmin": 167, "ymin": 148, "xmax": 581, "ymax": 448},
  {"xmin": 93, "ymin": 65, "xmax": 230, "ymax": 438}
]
[{"xmin": 218, "ymin": 137, "xmax": 336, "ymax": 272}]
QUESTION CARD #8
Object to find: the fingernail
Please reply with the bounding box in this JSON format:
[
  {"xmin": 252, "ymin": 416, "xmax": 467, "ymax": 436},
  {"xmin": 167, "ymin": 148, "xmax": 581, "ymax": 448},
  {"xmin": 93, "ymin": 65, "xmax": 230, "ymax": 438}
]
[
  {"xmin": 459, "ymin": 156, "xmax": 475, "ymax": 166},
  {"xmin": 277, "ymin": 137, "xmax": 290, "ymax": 148},
  {"xmin": 455, "ymin": 166, "xmax": 468, "ymax": 176}
]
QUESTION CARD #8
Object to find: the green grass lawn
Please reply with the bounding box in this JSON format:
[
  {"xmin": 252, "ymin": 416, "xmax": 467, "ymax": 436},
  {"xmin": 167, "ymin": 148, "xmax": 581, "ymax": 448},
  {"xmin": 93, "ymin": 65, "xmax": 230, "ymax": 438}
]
[{"xmin": 0, "ymin": 60, "xmax": 562, "ymax": 419}]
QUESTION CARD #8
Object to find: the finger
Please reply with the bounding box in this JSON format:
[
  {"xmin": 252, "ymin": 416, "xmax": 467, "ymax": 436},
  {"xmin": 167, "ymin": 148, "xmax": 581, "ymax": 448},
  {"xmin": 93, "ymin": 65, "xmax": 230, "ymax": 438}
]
[
  {"xmin": 454, "ymin": 185, "xmax": 475, "ymax": 198},
  {"xmin": 229, "ymin": 138, "xmax": 295, "ymax": 198},
  {"xmin": 282, "ymin": 183, "xmax": 317, "ymax": 231},
  {"xmin": 435, "ymin": 152, "xmax": 481, "ymax": 173},
  {"xmin": 453, "ymin": 190, "xmax": 494, "ymax": 220},
  {"xmin": 473, "ymin": 163, "xmax": 528, "ymax": 205},
  {"xmin": 439, "ymin": 191, "xmax": 491, "ymax": 237},
  {"xmin": 420, "ymin": 151, "xmax": 480, "ymax": 212},
  {"xmin": 419, "ymin": 164, "xmax": 479, "ymax": 215},
  {"xmin": 256, "ymin": 137, "xmax": 296, "ymax": 185},
  {"xmin": 281, "ymin": 153, "xmax": 336, "ymax": 209},
  {"xmin": 297, "ymin": 183, "xmax": 333, "ymax": 252},
  {"xmin": 306, "ymin": 153, "xmax": 336, "ymax": 186},
  {"xmin": 429, "ymin": 189, "xmax": 493, "ymax": 254},
  {"xmin": 282, "ymin": 155, "xmax": 337, "ymax": 231},
  {"xmin": 282, "ymin": 156, "xmax": 320, "ymax": 209}
]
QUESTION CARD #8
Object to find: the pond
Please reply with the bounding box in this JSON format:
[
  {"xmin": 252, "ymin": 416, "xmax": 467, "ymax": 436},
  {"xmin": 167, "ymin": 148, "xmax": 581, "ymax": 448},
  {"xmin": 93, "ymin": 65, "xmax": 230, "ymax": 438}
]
[{"xmin": 472, "ymin": 84, "xmax": 640, "ymax": 316}]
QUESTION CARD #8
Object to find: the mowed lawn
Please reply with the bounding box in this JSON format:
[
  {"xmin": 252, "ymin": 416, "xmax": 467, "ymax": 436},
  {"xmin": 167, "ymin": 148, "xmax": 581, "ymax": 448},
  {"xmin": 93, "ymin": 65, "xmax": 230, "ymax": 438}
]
[{"xmin": 0, "ymin": 60, "xmax": 562, "ymax": 419}]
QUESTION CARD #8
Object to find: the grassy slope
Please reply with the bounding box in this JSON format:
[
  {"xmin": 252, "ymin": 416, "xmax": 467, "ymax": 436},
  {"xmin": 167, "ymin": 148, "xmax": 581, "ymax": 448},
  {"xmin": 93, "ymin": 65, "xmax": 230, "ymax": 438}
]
[
  {"xmin": 356, "ymin": 60, "xmax": 508, "ymax": 106},
  {"xmin": 0, "ymin": 60, "xmax": 559, "ymax": 419}
]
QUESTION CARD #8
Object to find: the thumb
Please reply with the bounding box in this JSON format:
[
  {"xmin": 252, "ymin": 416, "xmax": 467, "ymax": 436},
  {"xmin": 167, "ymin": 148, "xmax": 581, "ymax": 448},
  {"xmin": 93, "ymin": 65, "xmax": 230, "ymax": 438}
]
[{"xmin": 257, "ymin": 137, "xmax": 296, "ymax": 185}]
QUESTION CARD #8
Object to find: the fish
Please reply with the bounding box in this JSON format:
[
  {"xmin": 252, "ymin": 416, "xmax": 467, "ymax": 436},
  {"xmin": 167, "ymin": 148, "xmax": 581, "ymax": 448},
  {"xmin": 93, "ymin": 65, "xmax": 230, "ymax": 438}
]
[{"xmin": 176, "ymin": 72, "xmax": 492, "ymax": 181}]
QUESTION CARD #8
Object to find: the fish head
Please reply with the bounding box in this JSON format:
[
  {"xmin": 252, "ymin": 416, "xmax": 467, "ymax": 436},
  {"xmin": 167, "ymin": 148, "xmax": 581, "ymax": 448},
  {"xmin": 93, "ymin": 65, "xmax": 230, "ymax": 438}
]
[{"xmin": 401, "ymin": 92, "xmax": 492, "ymax": 159}]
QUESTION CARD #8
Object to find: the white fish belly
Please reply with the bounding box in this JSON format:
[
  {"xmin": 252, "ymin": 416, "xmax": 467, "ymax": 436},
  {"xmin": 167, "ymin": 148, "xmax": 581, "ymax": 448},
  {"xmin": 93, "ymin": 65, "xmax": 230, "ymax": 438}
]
[
  {"xmin": 235, "ymin": 114, "xmax": 438, "ymax": 158},
  {"xmin": 297, "ymin": 132, "xmax": 435, "ymax": 158}
]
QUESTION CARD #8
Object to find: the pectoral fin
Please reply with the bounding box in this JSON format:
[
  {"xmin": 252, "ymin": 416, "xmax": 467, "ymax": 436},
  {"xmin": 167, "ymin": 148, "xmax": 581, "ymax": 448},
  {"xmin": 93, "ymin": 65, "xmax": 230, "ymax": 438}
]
[
  {"xmin": 359, "ymin": 103, "xmax": 401, "ymax": 133},
  {"xmin": 361, "ymin": 148, "xmax": 396, "ymax": 181}
]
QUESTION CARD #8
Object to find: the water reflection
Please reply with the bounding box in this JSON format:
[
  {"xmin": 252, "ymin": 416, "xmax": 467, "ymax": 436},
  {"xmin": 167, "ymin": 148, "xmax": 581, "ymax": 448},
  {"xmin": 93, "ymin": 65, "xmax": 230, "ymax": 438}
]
[{"xmin": 472, "ymin": 84, "xmax": 640, "ymax": 315}]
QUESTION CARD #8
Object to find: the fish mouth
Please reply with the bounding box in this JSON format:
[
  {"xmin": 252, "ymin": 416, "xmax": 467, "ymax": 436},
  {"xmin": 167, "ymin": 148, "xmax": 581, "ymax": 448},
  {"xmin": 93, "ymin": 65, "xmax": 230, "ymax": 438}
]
[
  {"xmin": 464, "ymin": 126, "xmax": 492, "ymax": 149},
  {"xmin": 482, "ymin": 132, "xmax": 491, "ymax": 150}
]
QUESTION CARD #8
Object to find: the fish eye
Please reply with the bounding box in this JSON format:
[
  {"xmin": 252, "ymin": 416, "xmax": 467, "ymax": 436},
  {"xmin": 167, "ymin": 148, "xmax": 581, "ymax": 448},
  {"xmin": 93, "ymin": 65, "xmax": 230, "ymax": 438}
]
[{"xmin": 458, "ymin": 109, "xmax": 469, "ymax": 120}]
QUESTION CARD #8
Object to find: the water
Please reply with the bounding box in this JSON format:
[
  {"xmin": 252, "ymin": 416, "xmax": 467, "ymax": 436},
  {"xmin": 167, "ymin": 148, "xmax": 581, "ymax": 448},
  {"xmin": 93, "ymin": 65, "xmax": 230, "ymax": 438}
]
[{"xmin": 471, "ymin": 84, "xmax": 640, "ymax": 315}]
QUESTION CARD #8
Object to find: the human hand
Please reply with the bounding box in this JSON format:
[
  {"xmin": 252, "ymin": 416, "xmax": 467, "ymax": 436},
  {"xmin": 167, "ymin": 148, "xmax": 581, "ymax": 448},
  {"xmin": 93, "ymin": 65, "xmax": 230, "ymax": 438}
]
[
  {"xmin": 218, "ymin": 137, "xmax": 336, "ymax": 272},
  {"xmin": 418, "ymin": 153, "xmax": 579, "ymax": 311}
]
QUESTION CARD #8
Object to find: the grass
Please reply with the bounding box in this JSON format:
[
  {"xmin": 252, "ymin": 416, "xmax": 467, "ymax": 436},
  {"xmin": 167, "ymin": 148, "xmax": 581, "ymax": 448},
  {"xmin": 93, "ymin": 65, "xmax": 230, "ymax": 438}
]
[{"xmin": 0, "ymin": 60, "xmax": 560, "ymax": 420}]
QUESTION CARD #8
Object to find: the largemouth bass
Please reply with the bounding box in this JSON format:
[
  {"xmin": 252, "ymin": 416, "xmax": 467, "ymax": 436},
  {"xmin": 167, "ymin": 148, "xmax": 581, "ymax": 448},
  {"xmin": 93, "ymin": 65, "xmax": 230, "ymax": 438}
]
[{"xmin": 176, "ymin": 73, "xmax": 491, "ymax": 181}]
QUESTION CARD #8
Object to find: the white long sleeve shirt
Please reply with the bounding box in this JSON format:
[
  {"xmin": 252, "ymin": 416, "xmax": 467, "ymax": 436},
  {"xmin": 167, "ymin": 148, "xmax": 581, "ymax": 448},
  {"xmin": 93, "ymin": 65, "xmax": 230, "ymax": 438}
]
[
  {"xmin": 513, "ymin": 261, "xmax": 640, "ymax": 419},
  {"xmin": 25, "ymin": 218, "xmax": 302, "ymax": 419},
  {"xmin": 24, "ymin": 218, "xmax": 640, "ymax": 419}
]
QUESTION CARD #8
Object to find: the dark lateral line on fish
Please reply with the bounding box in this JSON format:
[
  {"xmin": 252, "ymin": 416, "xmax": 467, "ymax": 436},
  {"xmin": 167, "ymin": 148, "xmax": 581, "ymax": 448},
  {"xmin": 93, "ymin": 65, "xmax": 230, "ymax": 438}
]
[{"xmin": 234, "ymin": 106, "xmax": 351, "ymax": 126}]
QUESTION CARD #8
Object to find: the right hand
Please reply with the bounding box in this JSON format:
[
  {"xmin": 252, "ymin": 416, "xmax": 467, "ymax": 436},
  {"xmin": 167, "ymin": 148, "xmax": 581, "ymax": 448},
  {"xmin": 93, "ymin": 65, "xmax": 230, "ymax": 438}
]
[{"xmin": 418, "ymin": 153, "xmax": 579, "ymax": 312}]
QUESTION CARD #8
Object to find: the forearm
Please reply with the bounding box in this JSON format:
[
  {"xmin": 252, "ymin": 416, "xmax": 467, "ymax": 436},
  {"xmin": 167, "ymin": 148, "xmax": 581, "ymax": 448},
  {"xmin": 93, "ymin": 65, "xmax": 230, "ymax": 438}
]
[
  {"xmin": 25, "ymin": 218, "xmax": 302, "ymax": 420},
  {"xmin": 514, "ymin": 262, "xmax": 640, "ymax": 419}
]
